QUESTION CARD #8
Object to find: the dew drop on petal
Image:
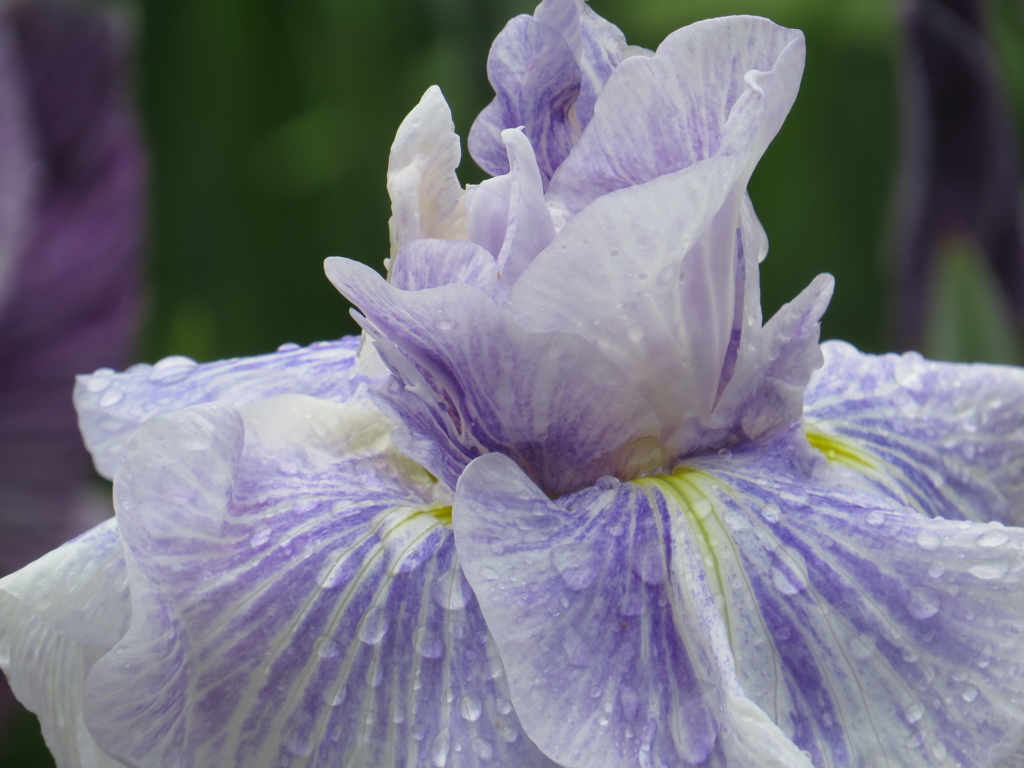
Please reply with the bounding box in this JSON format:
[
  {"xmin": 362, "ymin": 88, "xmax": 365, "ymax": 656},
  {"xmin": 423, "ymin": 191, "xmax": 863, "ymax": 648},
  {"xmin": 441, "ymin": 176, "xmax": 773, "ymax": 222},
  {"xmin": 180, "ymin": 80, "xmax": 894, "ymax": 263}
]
[
  {"xmin": 961, "ymin": 685, "xmax": 979, "ymax": 703},
  {"xmin": 498, "ymin": 725, "xmax": 518, "ymax": 744},
  {"xmin": 968, "ymin": 561, "xmax": 1010, "ymax": 580},
  {"xmin": 915, "ymin": 530, "xmax": 941, "ymax": 551},
  {"xmin": 771, "ymin": 547, "xmax": 808, "ymax": 596},
  {"xmin": 848, "ymin": 633, "xmax": 876, "ymax": 661},
  {"xmin": 459, "ymin": 695, "xmax": 482, "ymax": 722},
  {"xmin": 692, "ymin": 499, "xmax": 712, "ymax": 520},
  {"xmin": 760, "ymin": 503, "xmax": 781, "ymax": 524},
  {"xmin": 277, "ymin": 342, "xmax": 301, "ymax": 352},
  {"xmin": 358, "ymin": 608, "xmax": 389, "ymax": 645},
  {"xmin": 630, "ymin": 539, "xmax": 664, "ymax": 586},
  {"xmin": 99, "ymin": 388, "xmax": 124, "ymax": 407},
  {"xmin": 432, "ymin": 569, "xmax": 469, "ymax": 610},
  {"xmin": 865, "ymin": 510, "xmax": 885, "ymax": 526},
  {"xmin": 907, "ymin": 587, "xmax": 940, "ymax": 620},
  {"xmin": 595, "ymin": 476, "xmax": 620, "ymax": 491},
  {"xmin": 249, "ymin": 525, "xmax": 272, "ymax": 548},
  {"xmin": 473, "ymin": 738, "xmax": 493, "ymax": 761},
  {"xmin": 149, "ymin": 355, "xmax": 198, "ymax": 384},
  {"xmin": 551, "ymin": 547, "xmax": 600, "ymax": 591},
  {"xmin": 903, "ymin": 702, "xmax": 924, "ymax": 724},
  {"xmin": 430, "ymin": 727, "xmax": 451, "ymax": 767},
  {"xmin": 413, "ymin": 627, "xmax": 444, "ymax": 659},
  {"xmin": 927, "ymin": 561, "xmax": 945, "ymax": 578},
  {"xmin": 976, "ymin": 529, "xmax": 1010, "ymax": 548},
  {"xmin": 315, "ymin": 636, "xmax": 340, "ymax": 658}
]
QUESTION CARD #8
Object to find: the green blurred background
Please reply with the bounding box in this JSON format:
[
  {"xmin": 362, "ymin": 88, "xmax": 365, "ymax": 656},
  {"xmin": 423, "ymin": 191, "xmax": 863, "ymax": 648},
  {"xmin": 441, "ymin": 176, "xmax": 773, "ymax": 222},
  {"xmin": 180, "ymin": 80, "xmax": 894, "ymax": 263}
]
[{"xmin": 3, "ymin": 0, "xmax": 1024, "ymax": 763}]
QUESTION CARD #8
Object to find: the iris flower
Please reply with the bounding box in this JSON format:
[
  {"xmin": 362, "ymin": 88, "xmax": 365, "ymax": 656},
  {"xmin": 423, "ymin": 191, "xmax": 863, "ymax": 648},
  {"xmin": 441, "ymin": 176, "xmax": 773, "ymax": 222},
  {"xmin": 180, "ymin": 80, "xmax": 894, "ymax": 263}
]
[{"xmin": 4, "ymin": 1, "xmax": 1024, "ymax": 766}]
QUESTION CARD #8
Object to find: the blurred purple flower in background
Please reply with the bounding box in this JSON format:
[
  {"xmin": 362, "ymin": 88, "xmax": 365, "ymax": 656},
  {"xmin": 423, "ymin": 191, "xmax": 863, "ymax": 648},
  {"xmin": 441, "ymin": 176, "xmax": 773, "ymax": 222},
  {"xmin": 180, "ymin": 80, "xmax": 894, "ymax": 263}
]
[
  {"xmin": 0, "ymin": 0, "xmax": 145, "ymax": 728},
  {"xmin": 891, "ymin": 0, "xmax": 1024, "ymax": 355}
]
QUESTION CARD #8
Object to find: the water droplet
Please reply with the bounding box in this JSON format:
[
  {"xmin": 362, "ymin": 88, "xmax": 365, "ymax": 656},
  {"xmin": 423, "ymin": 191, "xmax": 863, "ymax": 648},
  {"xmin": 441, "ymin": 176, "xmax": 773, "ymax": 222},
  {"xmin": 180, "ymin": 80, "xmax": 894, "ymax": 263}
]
[
  {"xmin": 430, "ymin": 728, "xmax": 451, "ymax": 767},
  {"xmin": 358, "ymin": 608, "xmax": 389, "ymax": 645},
  {"xmin": 692, "ymin": 499, "xmax": 713, "ymax": 520},
  {"xmin": 931, "ymin": 742, "xmax": 947, "ymax": 760},
  {"xmin": 915, "ymin": 530, "xmax": 941, "ymax": 551},
  {"xmin": 438, "ymin": 319, "xmax": 454, "ymax": 331},
  {"xmin": 907, "ymin": 587, "xmax": 940, "ymax": 620},
  {"xmin": 321, "ymin": 686, "xmax": 345, "ymax": 707},
  {"xmin": 315, "ymin": 636, "xmax": 340, "ymax": 658},
  {"xmin": 848, "ymin": 633, "xmax": 875, "ymax": 661},
  {"xmin": 893, "ymin": 355, "xmax": 925, "ymax": 391},
  {"xmin": 927, "ymin": 561, "xmax": 945, "ymax": 578},
  {"xmin": 277, "ymin": 342, "xmax": 301, "ymax": 352},
  {"xmin": 98, "ymin": 388, "xmax": 124, "ymax": 407},
  {"xmin": 597, "ymin": 715, "xmax": 610, "ymax": 726},
  {"xmin": 771, "ymin": 546, "xmax": 809, "ymax": 596},
  {"xmin": 84, "ymin": 373, "xmax": 113, "ymax": 393},
  {"xmin": 961, "ymin": 685, "xmax": 979, "ymax": 703},
  {"xmin": 866, "ymin": 510, "xmax": 885, "ymax": 526},
  {"xmin": 630, "ymin": 540, "xmax": 664, "ymax": 585},
  {"xmin": 595, "ymin": 476, "xmax": 620, "ymax": 491},
  {"xmin": 551, "ymin": 547, "xmax": 601, "ymax": 591},
  {"xmin": 249, "ymin": 526, "xmax": 272, "ymax": 548},
  {"xmin": 760, "ymin": 503, "xmax": 781, "ymax": 524},
  {"xmin": 285, "ymin": 731, "xmax": 313, "ymax": 757},
  {"xmin": 495, "ymin": 698, "xmax": 513, "ymax": 715},
  {"xmin": 498, "ymin": 725, "xmax": 518, "ymax": 743},
  {"xmin": 459, "ymin": 695, "xmax": 482, "ymax": 722},
  {"xmin": 968, "ymin": 561, "xmax": 1009, "ymax": 580},
  {"xmin": 976, "ymin": 529, "xmax": 1010, "ymax": 548},
  {"xmin": 414, "ymin": 627, "xmax": 444, "ymax": 659},
  {"xmin": 411, "ymin": 722, "xmax": 427, "ymax": 741},
  {"xmin": 149, "ymin": 355, "xmax": 198, "ymax": 384},
  {"xmin": 432, "ymin": 569, "xmax": 470, "ymax": 610},
  {"xmin": 472, "ymin": 738, "xmax": 493, "ymax": 761},
  {"xmin": 562, "ymin": 628, "xmax": 591, "ymax": 666},
  {"xmin": 904, "ymin": 702, "xmax": 924, "ymax": 723}
]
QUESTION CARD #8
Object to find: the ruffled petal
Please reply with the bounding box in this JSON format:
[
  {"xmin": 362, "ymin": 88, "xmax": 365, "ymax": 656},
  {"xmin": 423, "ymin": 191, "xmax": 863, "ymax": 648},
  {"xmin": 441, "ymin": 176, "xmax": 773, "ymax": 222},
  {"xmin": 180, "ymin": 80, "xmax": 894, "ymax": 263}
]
[
  {"xmin": 465, "ymin": 128, "xmax": 555, "ymax": 286},
  {"xmin": 80, "ymin": 396, "xmax": 558, "ymax": 768},
  {"xmin": 74, "ymin": 336, "xmax": 369, "ymax": 480},
  {"xmin": 0, "ymin": 518, "xmax": 129, "ymax": 768},
  {"xmin": 453, "ymin": 452, "xmax": 814, "ymax": 768},
  {"xmin": 455, "ymin": 436, "xmax": 1024, "ymax": 767},
  {"xmin": 547, "ymin": 15, "xmax": 804, "ymax": 216},
  {"xmin": 468, "ymin": 12, "xmax": 580, "ymax": 182},
  {"xmin": 804, "ymin": 340, "xmax": 1024, "ymax": 526},
  {"xmin": 390, "ymin": 238, "xmax": 505, "ymax": 303},
  {"xmin": 386, "ymin": 85, "xmax": 466, "ymax": 257},
  {"xmin": 326, "ymin": 258, "xmax": 663, "ymax": 495},
  {"xmin": 511, "ymin": 154, "xmax": 752, "ymax": 441}
]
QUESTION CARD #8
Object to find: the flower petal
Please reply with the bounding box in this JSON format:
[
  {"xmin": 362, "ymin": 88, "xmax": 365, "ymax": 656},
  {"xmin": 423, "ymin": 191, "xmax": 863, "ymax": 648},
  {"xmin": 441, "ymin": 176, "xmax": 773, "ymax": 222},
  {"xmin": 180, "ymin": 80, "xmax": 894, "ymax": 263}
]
[
  {"xmin": 326, "ymin": 257, "xmax": 663, "ymax": 495},
  {"xmin": 80, "ymin": 396, "xmax": 558, "ymax": 768},
  {"xmin": 804, "ymin": 340, "xmax": 1024, "ymax": 526},
  {"xmin": 74, "ymin": 336, "xmax": 369, "ymax": 481},
  {"xmin": 511, "ymin": 153, "xmax": 753, "ymax": 440},
  {"xmin": 390, "ymin": 238, "xmax": 505, "ymax": 303},
  {"xmin": 0, "ymin": 518, "xmax": 129, "ymax": 767},
  {"xmin": 547, "ymin": 15, "xmax": 804, "ymax": 216},
  {"xmin": 469, "ymin": 0, "xmax": 635, "ymax": 182},
  {"xmin": 386, "ymin": 85, "xmax": 466, "ymax": 256},
  {"xmin": 453, "ymin": 452, "xmax": 814, "ymax": 768},
  {"xmin": 455, "ymin": 436, "xmax": 1024, "ymax": 767},
  {"xmin": 465, "ymin": 128, "xmax": 555, "ymax": 286}
]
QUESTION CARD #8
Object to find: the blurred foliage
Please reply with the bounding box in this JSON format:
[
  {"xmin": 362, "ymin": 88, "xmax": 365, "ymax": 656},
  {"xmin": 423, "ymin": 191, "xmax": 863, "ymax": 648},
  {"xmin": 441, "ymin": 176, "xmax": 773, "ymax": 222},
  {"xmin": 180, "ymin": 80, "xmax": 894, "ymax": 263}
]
[{"xmin": 9, "ymin": 0, "xmax": 1024, "ymax": 762}]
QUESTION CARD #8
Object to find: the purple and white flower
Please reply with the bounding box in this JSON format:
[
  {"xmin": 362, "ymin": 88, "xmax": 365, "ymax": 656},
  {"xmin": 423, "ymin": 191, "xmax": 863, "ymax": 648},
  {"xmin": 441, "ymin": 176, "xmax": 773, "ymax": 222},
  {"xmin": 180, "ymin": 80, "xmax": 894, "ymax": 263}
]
[{"xmin": 3, "ymin": 1, "xmax": 1024, "ymax": 767}]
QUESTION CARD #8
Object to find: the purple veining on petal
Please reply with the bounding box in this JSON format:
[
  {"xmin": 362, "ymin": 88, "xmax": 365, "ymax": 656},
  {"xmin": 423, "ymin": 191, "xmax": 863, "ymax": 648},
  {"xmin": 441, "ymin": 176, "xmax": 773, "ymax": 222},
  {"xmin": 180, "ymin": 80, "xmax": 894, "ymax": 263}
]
[
  {"xmin": 80, "ymin": 397, "xmax": 558, "ymax": 768},
  {"xmin": 805, "ymin": 340, "xmax": 1024, "ymax": 527},
  {"xmin": 0, "ymin": 0, "xmax": 145, "ymax": 576},
  {"xmin": 75, "ymin": 336, "xmax": 371, "ymax": 480}
]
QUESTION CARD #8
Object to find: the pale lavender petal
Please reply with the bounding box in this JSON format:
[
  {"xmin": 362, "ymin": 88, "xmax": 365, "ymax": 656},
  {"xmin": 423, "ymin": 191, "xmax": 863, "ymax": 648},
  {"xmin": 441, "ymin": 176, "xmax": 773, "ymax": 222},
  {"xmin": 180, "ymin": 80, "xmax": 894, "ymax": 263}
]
[
  {"xmin": 469, "ymin": 0, "xmax": 634, "ymax": 182},
  {"xmin": 547, "ymin": 16, "xmax": 804, "ymax": 216},
  {"xmin": 465, "ymin": 128, "xmax": 555, "ymax": 286},
  {"xmin": 0, "ymin": 0, "xmax": 145, "ymax": 575},
  {"xmin": 326, "ymin": 257, "xmax": 663, "ymax": 495},
  {"xmin": 804, "ymin": 340, "xmax": 1024, "ymax": 526},
  {"xmin": 0, "ymin": 518, "xmax": 129, "ymax": 767},
  {"xmin": 75, "ymin": 336, "xmax": 370, "ymax": 480},
  {"xmin": 468, "ymin": 13, "xmax": 580, "ymax": 181},
  {"xmin": 455, "ymin": 436, "xmax": 1024, "ymax": 767},
  {"xmin": 82, "ymin": 396, "xmax": 556, "ymax": 768},
  {"xmin": 511, "ymin": 154, "xmax": 752, "ymax": 442},
  {"xmin": 390, "ymin": 238, "xmax": 505, "ymax": 303},
  {"xmin": 386, "ymin": 85, "xmax": 466, "ymax": 256},
  {"xmin": 453, "ymin": 452, "xmax": 815, "ymax": 768}
]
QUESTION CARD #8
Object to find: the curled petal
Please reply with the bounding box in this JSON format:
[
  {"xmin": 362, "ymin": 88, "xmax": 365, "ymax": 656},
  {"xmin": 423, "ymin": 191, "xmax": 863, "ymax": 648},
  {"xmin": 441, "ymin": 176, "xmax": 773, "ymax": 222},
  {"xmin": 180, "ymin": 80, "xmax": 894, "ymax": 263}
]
[
  {"xmin": 78, "ymin": 396, "xmax": 557, "ymax": 768},
  {"xmin": 387, "ymin": 85, "xmax": 466, "ymax": 256},
  {"xmin": 804, "ymin": 340, "xmax": 1024, "ymax": 526},
  {"xmin": 75, "ymin": 336, "xmax": 370, "ymax": 480},
  {"xmin": 455, "ymin": 436, "xmax": 1024, "ymax": 767},
  {"xmin": 0, "ymin": 518, "xmax": 129, "ymax": 767},
  {"xmin": 326, "ymin": 258, "xmax": 663, "ymax": 495},
  {"xmin": 547, "ymin": 15, "xmax": 804, "ymax": 215}
]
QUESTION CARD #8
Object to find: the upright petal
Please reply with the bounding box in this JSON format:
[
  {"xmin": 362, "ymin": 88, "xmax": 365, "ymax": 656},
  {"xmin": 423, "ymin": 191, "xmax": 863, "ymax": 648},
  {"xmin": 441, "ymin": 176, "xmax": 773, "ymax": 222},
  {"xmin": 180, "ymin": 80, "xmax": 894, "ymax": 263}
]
[
  {"xmin": 326, "ymin": 258, "xmax": 663, "ymax": 495},
  {"xmin": 455, "ymin": 435, "xmax": 1024, "ymax": 767},
  {"xmin": 75, "ymin": 337, "xmax": 370, "ymax": 480},
  {"xmin": 77, "ymin": 396, "xmax": 557, "ymax": 768},
  {"xmin": 804, "ymin": 340, "xmax": 1024, "ymax": 526},
  {"xmin": 386, "ymin": 86, "xmax": 467, "ymax": 258},
  {"xmin": 547, "ymin": 16, "xmax": 805, "ymax": 215},
  {"xmin": 0, "ymin": 518, "xmax": 129, "ymax": 768}
]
